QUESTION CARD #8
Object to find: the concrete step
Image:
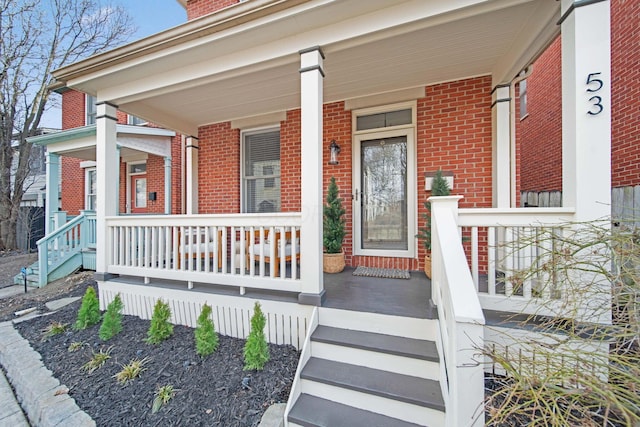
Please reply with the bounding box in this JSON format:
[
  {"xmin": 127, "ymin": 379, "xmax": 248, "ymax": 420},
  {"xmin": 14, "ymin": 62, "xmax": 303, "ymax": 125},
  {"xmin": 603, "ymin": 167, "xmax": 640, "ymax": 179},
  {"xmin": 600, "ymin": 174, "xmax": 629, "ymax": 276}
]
[
  {"xmin": 299, "ymin": 358, "xmax": 444, "ymax": 425},
  {"xmin": 288, "ymin": 394, "xmax": 425, "ymax": 427},
  {"xmin": 311, "ymin": 326, "xmax": 439, "ymax": 379}
]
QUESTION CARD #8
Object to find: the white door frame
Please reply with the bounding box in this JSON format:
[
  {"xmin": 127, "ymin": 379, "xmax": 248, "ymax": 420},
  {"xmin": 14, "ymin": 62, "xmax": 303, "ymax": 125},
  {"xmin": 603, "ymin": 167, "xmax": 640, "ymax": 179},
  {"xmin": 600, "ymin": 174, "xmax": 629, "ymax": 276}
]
[{"xmin": 352, "ymin": 125, "xmax": 416, "ymax": 258}]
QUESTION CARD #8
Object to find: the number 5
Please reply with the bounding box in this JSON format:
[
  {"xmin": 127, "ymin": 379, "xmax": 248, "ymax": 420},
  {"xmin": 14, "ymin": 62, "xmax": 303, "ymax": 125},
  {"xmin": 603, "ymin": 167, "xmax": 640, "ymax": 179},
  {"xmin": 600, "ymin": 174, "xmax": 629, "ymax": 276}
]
[{"xmin": 586, "ymin": 72, "xmax": 603, "ymax": 92}]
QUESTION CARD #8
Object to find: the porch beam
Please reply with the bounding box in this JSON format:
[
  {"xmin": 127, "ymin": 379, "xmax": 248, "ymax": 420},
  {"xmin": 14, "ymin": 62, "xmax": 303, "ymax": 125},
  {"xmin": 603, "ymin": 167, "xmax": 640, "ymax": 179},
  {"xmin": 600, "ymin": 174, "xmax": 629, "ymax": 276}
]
[
  {"xmin": 298, "ymin": 46, "xmax": 325, "ymax": 305},
  {"xmin": 164, "ymin": 156, "xmax": 172, "ymax": 214},
  {"xmin": 44, "ymin": 152, "xmax": 60, "ymax": 234},
  {"xmin": 185, "ymin": 136, "xmax": 199, "ymax": 215},
  {"xmin": 491, "ymin": 85, "xmax": 511, "ymax": 208},
  {"xmin": 95, "ymin": 101, "xmax": 119, "ymax": 278},
  {"xmin": 561, "ymin": 0, "xmax": 611, "ymax": 221}
]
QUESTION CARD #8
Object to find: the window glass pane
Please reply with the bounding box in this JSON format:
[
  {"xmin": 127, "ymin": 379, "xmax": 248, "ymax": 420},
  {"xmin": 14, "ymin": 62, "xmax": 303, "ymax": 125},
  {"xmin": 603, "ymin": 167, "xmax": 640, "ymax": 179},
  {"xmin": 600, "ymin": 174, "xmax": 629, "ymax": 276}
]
[
  {"xmin": 361, "ymin": 136, "xmax": 408, "ymax": 250},
  {"xmin": 243, "ymin": 130, "xmax": 280, "ymax": 213},
  {"xmin": 86, "ymin": 169, "xmax": 97, "ymax": 210},
  {"xmin": 130, "ymin": 163, "xmax": 146, "ymax": 173},
  {"xmin": 520, "ymin": 80, "xmax": 528, "ymax": 118},
  {"xmin": 356, "ymin": 109, "xmax": 412, "ymax": 131},
  {"xmin": 135, "ymin": 178, "xmax": 147, "ymax": 208},
  {"xmin": 128, "ymin": 115, "xmax": 146, "ymax": 125},
  {"xmin": 86, "ymin": 96, "xmax": 97, "ymax": 125}
]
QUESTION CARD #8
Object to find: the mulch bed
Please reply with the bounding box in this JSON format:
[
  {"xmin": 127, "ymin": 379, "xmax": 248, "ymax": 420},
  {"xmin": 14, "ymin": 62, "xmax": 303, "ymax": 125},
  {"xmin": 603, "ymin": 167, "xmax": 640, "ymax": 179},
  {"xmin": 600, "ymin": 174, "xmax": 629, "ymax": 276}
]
[{"xmin": 14, "ymin": 299, "xmax": 299, "ymax": 426}]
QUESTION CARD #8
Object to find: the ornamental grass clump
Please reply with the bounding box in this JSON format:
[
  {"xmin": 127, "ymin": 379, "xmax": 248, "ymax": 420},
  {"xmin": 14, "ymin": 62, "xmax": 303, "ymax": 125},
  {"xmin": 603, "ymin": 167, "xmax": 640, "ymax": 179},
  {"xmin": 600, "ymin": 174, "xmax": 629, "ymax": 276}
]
[
  {"xmin": 243, "ymin": 301, "xmax": 269, "ymax": 371},
  {"xmin": 75, "ymin": 286, "xmax": 101, "ymax": 330},
  {"xmin": 152, "ymin": 384, "xmax": 176, "ymax": 414},
  {"xmin": 146, "ymin": 299, "xmax": 173, "ymax": 344},
  {"xmin": 195, "ymin": 304, "xmax": 219, "ymax": 357},
  {"xmin": 99, "ymin": 294, "xmax": 124, "ymax": 341},
  {"xmin": 483, "ymin": 218, "xmax": 640, "ymax": 426}
]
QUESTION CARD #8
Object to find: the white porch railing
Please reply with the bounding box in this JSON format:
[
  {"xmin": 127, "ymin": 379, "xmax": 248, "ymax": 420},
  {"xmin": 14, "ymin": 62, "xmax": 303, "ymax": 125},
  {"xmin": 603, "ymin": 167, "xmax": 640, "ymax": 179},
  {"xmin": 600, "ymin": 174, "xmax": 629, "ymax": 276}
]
[
  {"xmin": 430, "ymin": 196, "xmax": 485, "ymax": 427},
  {"xmin": 457, "ymin": 207, "xmax": 575, "ymax": 316},
  {"xmin": 105, "ymin": 213, "xmax": 302, "ymax": 293}
]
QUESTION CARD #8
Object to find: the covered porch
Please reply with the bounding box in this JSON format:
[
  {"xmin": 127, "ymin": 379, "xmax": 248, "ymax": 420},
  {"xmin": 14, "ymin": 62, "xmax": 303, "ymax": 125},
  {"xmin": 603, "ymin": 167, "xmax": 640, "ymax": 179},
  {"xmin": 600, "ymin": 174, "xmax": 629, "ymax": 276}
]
[{"xmin": 50, "ymin": 1, "xmax": 613, "ymax": 424}]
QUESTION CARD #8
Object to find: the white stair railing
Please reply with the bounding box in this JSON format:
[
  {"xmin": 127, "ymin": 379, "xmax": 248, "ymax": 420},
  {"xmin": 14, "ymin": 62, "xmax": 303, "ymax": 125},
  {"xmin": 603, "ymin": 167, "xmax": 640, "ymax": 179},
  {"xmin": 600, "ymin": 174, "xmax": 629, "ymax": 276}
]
[{"xmin": 430, "ymin": 196, "xmax": 485, "ymax": 427}]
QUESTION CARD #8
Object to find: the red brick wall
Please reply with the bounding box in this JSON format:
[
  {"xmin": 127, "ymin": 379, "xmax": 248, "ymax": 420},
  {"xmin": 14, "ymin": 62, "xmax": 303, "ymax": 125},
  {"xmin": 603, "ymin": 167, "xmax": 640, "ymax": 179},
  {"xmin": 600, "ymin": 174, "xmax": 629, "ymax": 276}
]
[
  {"xmin": 196, "ymin": 77, "xmax": 493, "ymax": 271},
  {"xmin": 61, "ymin": 157, "xmax": 85, "ymax": 215},
  {"xmin": 280, "ymin": 109, "xmax": 302, "ymax": 212},
  {"xmin": 61, "ymin": 90, "xmax": 86, "ymax": 129},
  {"xmin": 197, "ymin": 122, "xmax": 241, "ymax": 213},
  {"xmin": 611, "ymin": 0, "xmax": 640, "ymax": 188},
  {"xmin": 60, "ymin": 90, "xmax": 182, "ymax": 215},
  {"xmin": 519, "ymin": 36, "xmax": 562, "ymax": 193},
  {"xmin": 187, "ymin": 0, "xmax": 238, "ymax": 20}
]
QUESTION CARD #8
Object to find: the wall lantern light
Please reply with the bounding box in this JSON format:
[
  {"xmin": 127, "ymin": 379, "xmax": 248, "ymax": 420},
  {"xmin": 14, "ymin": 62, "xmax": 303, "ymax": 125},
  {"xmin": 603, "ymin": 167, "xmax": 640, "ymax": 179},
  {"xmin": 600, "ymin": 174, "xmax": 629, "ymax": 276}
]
[{"xmin": 329, "ymin": 140, "xmax": 341, "ymax": 165}]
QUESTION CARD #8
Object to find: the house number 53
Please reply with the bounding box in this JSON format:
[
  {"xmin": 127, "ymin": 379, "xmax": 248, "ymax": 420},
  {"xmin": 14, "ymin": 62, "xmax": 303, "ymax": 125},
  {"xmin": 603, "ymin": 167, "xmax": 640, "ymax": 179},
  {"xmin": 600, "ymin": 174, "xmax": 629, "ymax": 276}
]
[{"xmin": 586, "ymin": 72, "xmax": 604, "ymax": 116}]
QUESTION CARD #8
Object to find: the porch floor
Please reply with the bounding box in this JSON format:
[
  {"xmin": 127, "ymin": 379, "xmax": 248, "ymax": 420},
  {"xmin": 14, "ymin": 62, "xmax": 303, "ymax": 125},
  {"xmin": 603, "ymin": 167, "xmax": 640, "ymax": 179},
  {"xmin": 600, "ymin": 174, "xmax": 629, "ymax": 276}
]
[{"xmin": 108, "ymin": 267, "xmax": 435, "ymax": 320}]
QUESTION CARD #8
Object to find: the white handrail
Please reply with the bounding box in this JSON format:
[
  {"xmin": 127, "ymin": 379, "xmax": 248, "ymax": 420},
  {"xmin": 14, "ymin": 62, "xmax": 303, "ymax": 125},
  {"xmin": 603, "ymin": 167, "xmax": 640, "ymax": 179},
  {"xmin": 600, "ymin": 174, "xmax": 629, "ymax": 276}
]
[
  {"xmin": 430, "ymin": 196, "xmax": 485, "ymax": 427},
  {"xmin": 284, "ymin": 306, "xmax": 318, "ymax": 426}
]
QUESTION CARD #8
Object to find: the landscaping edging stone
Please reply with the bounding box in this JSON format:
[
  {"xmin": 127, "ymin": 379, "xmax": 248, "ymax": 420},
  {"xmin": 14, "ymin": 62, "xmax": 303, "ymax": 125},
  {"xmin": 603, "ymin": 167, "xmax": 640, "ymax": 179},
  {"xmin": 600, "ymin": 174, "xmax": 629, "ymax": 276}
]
[{"xmin": 0, "ymin": 320, "xmax": 95, "ymax": 427}]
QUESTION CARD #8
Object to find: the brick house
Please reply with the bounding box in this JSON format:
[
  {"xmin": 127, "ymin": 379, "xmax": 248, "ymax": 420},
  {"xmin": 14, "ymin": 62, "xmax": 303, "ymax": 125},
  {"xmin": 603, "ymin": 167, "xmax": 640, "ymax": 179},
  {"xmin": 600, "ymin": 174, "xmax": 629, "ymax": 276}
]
[
  {"xmin": 519, "ymin": 0, "xmax": 638, "ymax": 212},
  {"xmin": 31, "ymin": 0, "xmax": 616, "ymax": 425}
]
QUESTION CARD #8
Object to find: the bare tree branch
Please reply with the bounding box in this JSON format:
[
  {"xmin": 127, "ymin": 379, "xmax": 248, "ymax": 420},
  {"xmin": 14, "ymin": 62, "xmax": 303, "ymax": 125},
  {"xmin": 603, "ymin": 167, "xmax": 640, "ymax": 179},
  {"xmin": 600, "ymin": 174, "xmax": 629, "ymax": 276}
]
[{"xmin": 0, "ymin": 0, "xmax": 135, "ymax": 249}]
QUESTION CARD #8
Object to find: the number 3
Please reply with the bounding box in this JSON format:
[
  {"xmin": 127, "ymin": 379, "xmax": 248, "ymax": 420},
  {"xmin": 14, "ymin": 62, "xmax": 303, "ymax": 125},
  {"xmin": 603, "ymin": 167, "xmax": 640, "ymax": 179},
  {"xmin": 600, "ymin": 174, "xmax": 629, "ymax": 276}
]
[{"xmin": 588, "ymin": 96, "xmax": 603, "ymax": 115}]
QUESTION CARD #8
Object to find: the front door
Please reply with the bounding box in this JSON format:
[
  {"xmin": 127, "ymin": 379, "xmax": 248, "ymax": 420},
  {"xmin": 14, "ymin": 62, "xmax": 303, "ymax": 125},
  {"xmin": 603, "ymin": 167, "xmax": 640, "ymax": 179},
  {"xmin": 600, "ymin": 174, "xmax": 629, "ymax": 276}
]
[
  {"xmin": 130, "ymin": 175, "xmax": 147, "ymax": 214},
  {"xmin": 353, "ymin": 128, "xmax": 415, "ymax": 258}
]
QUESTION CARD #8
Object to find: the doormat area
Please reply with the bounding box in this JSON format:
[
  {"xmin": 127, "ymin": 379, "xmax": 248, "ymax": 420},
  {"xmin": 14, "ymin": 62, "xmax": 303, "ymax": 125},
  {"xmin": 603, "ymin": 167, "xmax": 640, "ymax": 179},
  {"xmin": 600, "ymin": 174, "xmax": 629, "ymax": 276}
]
[{"xmin": 352, "ymin": 266, "xmax": 411, "ymax": 280}]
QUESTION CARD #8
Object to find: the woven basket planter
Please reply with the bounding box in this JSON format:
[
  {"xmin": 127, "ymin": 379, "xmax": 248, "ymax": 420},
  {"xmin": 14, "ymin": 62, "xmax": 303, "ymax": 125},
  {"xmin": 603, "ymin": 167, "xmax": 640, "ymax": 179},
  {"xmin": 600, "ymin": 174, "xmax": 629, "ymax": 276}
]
[
  {"xmin": 323, "ymin": 251, "xmax": 345, "ymax": 273},
  {"xmin": 424, "ymin": 254, "xmax": 432, "ymax": 279}
]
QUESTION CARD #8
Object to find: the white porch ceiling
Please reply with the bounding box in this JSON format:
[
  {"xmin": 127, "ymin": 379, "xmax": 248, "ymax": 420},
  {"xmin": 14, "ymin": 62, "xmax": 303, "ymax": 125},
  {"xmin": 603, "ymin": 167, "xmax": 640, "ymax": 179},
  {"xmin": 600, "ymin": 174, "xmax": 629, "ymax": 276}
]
[{"xmin": 56, "ymin": 0, "xmax": 560, "ymax": 136}]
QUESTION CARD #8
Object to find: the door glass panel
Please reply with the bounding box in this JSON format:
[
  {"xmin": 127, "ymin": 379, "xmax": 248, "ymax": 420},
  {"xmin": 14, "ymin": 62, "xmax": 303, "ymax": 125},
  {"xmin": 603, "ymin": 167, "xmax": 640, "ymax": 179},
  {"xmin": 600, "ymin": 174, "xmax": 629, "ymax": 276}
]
[
  {"xmin": 135, "ymin": 178, "xmax": 147, "ymax": 208},
  {"xmin": 361, "ymin": 136, "xmax": 408, "ymax": 250}
]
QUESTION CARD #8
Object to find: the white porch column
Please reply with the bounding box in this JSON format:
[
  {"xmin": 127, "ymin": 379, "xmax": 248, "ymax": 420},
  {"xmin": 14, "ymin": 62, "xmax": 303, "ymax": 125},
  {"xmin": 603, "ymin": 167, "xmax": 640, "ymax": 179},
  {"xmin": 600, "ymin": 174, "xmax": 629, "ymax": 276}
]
[
  {"xmin": 491, "ymin": 85, "xmax": 511, "ymax": 208},
  {"xmin": 164, "ymin": 156, "xmax": 172, "ymax": 214},
  {"xmin": 560, "ymin": 0, "xmax": 611, "ymax": 324},
  {"xmin": 185, "ymin": 136, "xmax": 199, "ymax": 215},
  {"xmin": 298, "ymin": 46, "xmax": 325, "ymax": 305},
  {"xmin": 561, "ymin": 0, "xmax": 611, "ymax": 221},
  {"xmin": 95, "ymin": 102, "xmax": 119, "ymax": 279},
  {"xmin": 44, "ymin": 152, "xmax": 60, "ymax": 234}
]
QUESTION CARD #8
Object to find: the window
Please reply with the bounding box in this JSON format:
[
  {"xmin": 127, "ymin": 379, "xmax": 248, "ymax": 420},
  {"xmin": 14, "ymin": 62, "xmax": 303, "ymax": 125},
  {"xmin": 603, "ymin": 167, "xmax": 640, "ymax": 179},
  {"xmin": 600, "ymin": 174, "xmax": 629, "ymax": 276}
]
[
  {"xmin": 356, "ymin": 108, "xmax": 412, "ymax": 131},
  {"xmin": 242, "ymin": 129, "xmax": 280, "ymax": 213},
  {"xmin": 128, "ymin": 114, "xmax": 146, "ymax": 126},
  {"xmin": 520, "ymin": 79, "xmax": 528, "ymax": 119},
  {"xmin": 129, "ymin": 163, "xmax": 147, "ymax": 174},
  {"xmin": 85, "ymin": 168, "xmax": 97, "ymax": 210},
  {"xmin": 86, "ymin": 95, "xmax": 97, "ymax": 125}
]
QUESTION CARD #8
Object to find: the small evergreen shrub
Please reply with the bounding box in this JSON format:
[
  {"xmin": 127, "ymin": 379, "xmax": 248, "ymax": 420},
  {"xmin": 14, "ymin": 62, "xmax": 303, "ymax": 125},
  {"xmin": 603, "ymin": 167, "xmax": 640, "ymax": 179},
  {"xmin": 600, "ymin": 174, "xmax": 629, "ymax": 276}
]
[
  {"xmin": 195, "ymin": 304, "xmax": 219, "ymax": 357},
  {"xmin": 323, "ymin": 177, "xmax": 346, "ymax": 254},
  {"xmin": 146, "ymin": 299, "xmax": 173, "ymax": 344},
  {"xmin": 99, "ymin": 294, "xmax": 124, "ymax": 341},
  {"xmin": 75, "ymin": 286, "xmax": 101, "ymax": 330},
  {"xmin": 243, "ymin": 301, "xmax": 270, "ymax": 371}
]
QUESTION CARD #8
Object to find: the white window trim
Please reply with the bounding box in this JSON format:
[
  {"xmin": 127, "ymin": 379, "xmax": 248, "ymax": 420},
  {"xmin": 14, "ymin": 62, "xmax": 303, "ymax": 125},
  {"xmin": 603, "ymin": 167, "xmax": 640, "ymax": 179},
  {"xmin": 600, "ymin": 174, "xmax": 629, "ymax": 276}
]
[
  {"xmin": 240, "ymin": 125, "xmax": 281, "ymax": 214},
  {"xmin": 352, "ymin": 101, "xmax": 417, "ymax": 258},
  {"xmin": 127, "ymin": 114, "xmax": 148, "ymax": 126},
  {"xmin": 85, "ymin": 168, "xmax": 97, "ymax": 211}
]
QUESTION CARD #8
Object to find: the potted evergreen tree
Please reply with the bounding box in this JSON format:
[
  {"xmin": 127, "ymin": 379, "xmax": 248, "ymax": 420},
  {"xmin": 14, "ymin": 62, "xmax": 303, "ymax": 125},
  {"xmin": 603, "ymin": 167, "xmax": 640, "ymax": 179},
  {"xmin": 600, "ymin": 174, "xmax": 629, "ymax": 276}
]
[
  {"xmin": 417, "ymin": 169, "xmax": 450, "ymax": 278},
  {"xmin": 323, "ymin": 177, "xmax": 346, "ymax": 273}
]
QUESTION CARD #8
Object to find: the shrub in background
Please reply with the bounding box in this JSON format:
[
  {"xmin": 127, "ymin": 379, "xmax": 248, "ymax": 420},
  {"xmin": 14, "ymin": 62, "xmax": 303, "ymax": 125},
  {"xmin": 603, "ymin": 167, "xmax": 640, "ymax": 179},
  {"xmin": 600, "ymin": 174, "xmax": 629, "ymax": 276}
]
[
  {"xmin": 146, "ymin": 299, "xmax": 174, "ymax": 344},
  {"xmin": 243, "ymin": 301, "xmax": 269, "ymax": 370},
  {"xmin": 99, "ymin": 294, "xmax": 124, "ymax": 341},
  {"xmin": 75, "ymin": 286, "xmax": 101, "ymax": 330},
  {"xmin": 195, "ymin": 304, "xmax": 219, "ymax": 357}
]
